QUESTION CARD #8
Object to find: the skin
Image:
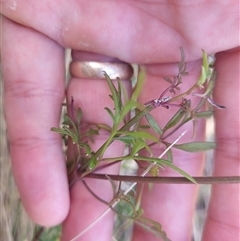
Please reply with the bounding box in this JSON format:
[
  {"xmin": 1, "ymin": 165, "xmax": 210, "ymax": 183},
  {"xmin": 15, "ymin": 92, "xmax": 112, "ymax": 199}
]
[{"xmin": 1, "ymin": 1, "xmax": 239, "ymax": 240}]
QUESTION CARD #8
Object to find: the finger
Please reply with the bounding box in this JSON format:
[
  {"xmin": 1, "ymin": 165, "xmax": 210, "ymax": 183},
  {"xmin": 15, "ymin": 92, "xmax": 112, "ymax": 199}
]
[
  {"xmin": 61, "ymin": 52, "xmax": 132, "ymax": 240},
  {"xmin": 132, "ymin": 60, "xmax": 206, "ymax": 241},
  {"xmin": 202, "ymin": 50, "xmax": 240, "ymax": 240},
  {"xmin": 1, "ymin": 0, "xmax": 238, "ymax": 62},
  {"xmin": 1, "ymin": 18, "xmax": 69, "ymax": 226}
]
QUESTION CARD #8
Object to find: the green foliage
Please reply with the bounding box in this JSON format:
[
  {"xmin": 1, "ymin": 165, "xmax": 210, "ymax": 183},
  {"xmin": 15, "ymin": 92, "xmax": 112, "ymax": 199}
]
[
  {"xmin": 145, "ymin": 113, "xmax": 163, "ymax": 135},
  {"xmin": 197, "ymin": 50, "xmax": 211, "ymax": 88},
  {"xmin": 171, "ymin": 141, "xmax": 216, "ymax": 152},
  {"xmin": 51, "ymin": 48, "xmax": 224, "ymax": 240}
]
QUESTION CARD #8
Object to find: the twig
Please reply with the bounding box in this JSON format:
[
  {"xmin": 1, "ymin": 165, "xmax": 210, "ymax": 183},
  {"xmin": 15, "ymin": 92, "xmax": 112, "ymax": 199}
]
[{"xmin": 86, "ymin": 174, "xmax": 240, "ymax": 184}]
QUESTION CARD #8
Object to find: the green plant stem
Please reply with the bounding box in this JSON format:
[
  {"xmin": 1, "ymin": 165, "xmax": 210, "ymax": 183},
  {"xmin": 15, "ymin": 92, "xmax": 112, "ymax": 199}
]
[
  {"xmin": 81, "ymin": 105, "xmax": 154, "ymax": 176},
  {"xmin": 85, "ymin": 174, "xmax": 240, "ymax": 184}
]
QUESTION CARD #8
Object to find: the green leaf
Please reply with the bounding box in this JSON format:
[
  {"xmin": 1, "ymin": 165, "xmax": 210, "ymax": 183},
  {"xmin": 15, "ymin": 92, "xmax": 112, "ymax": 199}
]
[
  {"xmin": 202, "ymin": 50, "xmax": 210, "ymax": 77},
  {"xmin": 166, "ymin": 148, "xmax": 173, "ymax": 163},
  {"xmin": 117, "ymin": 77, "xmax": 129, "ymax": 104},
  {"xmin": 131, "ymin": 139, "xmax": 152, "ymax": 156},
  {"xmin": 104, "ymin": 72, "xmax": 119, "ymax": 116},
  {"xmin": 162, "ymin": 160, "xmax": 197, "ymax": 184},
  {"xmin": 76, "ymin": 107, "xmax": 82, "ymax": 126},
  {"xmin": 132, "ymin": 67, "xmax": 145, "ymax": 102},
  {"xmin": 116, "ymin": 79, "xmax": 123, "ymax": 115},
  {"xmin": 162, "ymin": 108, "xmax": 186, "ymax": 132},
  {"xmin": 51, "ymin": 126, "xmax": 79, "ymax": 144},
  {"xmin": 202, "ymin": 69, "xmax": 216, "ymax": 96},
  {"xmin": 135, "ymin": 156, "xmax": 196, "ymax": 184},
  {"xmin": 163, "ymin": 76, "xmax": 173, "ymax": 84},
  {"xmin": 105, "ymin": 107, "xmax": 115, "ymax": 121},
  {"xmin": 64, "ymin": 114, "xmax": 79, "ymax": 134},
  {"xmin": 78, "ymin": 142, "xmax": 92, "ymax": 155},
  {"xmin": 119, "ymin": 99, "xmax": 139, "ymax": 123},
  {"xmin": 195, "ymin": 111, "xmax": 214, "ymax": 118},
  {"xmin": 172, "ymin": 141, "xmax": 216, "ymax": 152},
  {"xmin": 96, "ymin": 123, "xmax": 112, "ymax": 132},
  {"xmin": 118, "ymin": 105, "xmax": 154, "ymax": 132},
  {"xmin": 51, "ymin": 127, "xmax": 64, "ymax": 134},
  {"xmin": 62, "ymin": 115, "xmax": 72, "ymax": 126},
  {"xmin": 117, "ymin": 131, "xmax": 159, "ymax": 142},
  {"xmin": 113, "ymin": 135, "xmax": 136, "ymax": 145},
  {"xmin": 197, "ymin": 50, "xmax": 210, "ymax": 88},
  {"xmin": 178, "ymin": 47, "xmax": 187, "ymax": 75},
  {"xmin": 64, "ymin": 128, "xmax": 79, "ymax": 144},
  {"xmin": 145, "ymin": 113, "xmax": 163, "ymax": 135}
]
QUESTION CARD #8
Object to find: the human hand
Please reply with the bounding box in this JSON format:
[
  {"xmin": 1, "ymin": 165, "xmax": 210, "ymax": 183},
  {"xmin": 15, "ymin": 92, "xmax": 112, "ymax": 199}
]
[{"xmin": 1, "ymin": 1, "xmax": 239, "ymax": 240}]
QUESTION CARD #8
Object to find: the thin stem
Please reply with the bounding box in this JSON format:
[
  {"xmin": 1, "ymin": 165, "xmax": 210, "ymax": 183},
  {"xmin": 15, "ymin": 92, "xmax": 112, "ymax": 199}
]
[{"xmin": 86, "ymin": 174, "xmax": 240, "ymax": 184}]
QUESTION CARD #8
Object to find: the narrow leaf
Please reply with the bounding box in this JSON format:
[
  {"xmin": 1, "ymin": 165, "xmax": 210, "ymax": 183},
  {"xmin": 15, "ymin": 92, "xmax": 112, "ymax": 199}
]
[
  {"xmin": 166, "ymin": 148, "xmax": 173, "ymax": 163},
  {"xmin": 145, "ymin": 113, "xmax": 163, "ymax": 135},
  {"xmin": 195, "ymin": 111, "xmax": 214, "ymax": 118},
  {"xmin": 197, "ymin": 50, "xmax": 209, "ymax": 88},
  {"xmin": 163, "ymin": 76, "xmax": 173, "ymax": 84},
  {"xmin": 79, "ymin": 142, "xmax": 92, "ymax": 155},
  {"xmin": 51, "ymin": 127, "xmax": 79, "ymax": 144},
  {"xmin": 104, "ymin": 72, "xmax": 119, "ymax": 114},
  {"xmin": 197, "ymin": 66, "xmax": 207, "ymax": 88},
  {"xmin": 202, "ymin": 69, "xmax": 216, "ymax": 96},
  {"xmin": 202, "ymin": 50, "xmax": 210, "ymax": 77},
  {"xmin": 64, "ymin": 114, "xmax": 79, "ymax": 134},
  {"xmin": 172, "ymin": 141, "xmax": 216, "ymax": 152},
  {"xmin": 119, "ymin": 99, "xmax": 139, "ymax": 123},
  {"xmin": 105, "ymin": 107, "xmax": 115, "ymax": 121},
  {"xmin": 113, "ymin": 135, "xmax": 136, "ymax": 145},
  {"xmin": 96, "ymin": 124, "xmax": 112, "ymax": 132},
  {"xmin": 76, "ymin": 108, "xmax": 82, "ymax": 126},
  {"xmin": 131, "ymin": 139, "xmax": 152, "ymax": 156},
  {"xmin": 135, "ymin": 156, "xmax": 196, "ymax": 184},
  {"xmin": 162, "ymin": 108, "xmax": 186, "ymax": 132},
  {"xmin": 160, "ymin": 160, "xmax": 197, "ymax": 184},
  {"xmin": 116, "ymin": 79, "xmax": 123, "ymax": 115},
  {"xmin": 51, "ymin": 127, "xmax": 67, "ymax": 135},
  {"xmin": 117, "ymin": 131, "xmax": 159, "ymax": 142},
  {"xmin": 132, "ymin": 67, "xmax": 145, "ymax": 102}
]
